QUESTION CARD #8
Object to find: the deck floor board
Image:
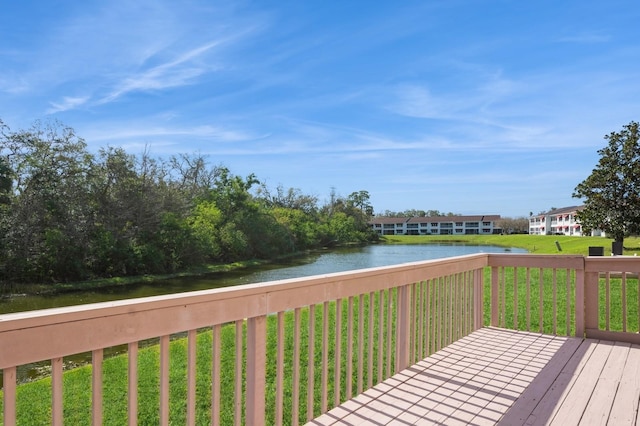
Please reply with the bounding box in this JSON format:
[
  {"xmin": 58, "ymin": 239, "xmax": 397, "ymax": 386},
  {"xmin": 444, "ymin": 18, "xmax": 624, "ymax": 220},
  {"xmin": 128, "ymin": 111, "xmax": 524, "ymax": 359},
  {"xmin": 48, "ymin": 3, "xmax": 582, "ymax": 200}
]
[{"xmin": 307, "ymin": 328, "xmax": 640, "ymax": 426}]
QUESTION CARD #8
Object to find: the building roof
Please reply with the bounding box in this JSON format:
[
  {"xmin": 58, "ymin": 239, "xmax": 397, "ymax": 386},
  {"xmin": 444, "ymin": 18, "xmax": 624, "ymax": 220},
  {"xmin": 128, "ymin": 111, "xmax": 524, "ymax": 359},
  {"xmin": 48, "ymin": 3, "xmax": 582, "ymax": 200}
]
[
  {"xmin": 406, "ymin": 215, "xmax": 501, "ymax": 224},
  {"xmin": 368, "ymin": 217, "xmax": 411, "ymax": 225},
  {"xmin": 538, "ymin": 205, "xmax": 584, "ymax": 216},
  {"xmin": 369, "ymin": 215, "xmax": 501, "ymax": 225}
]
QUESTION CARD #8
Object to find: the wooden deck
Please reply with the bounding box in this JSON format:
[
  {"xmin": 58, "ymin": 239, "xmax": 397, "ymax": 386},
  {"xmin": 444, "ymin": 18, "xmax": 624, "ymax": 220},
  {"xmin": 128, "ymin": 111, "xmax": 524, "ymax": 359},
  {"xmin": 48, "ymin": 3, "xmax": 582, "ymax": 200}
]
[{"xmin": 308, "ymin": 327, "xmax": 640, "ymax": 426}]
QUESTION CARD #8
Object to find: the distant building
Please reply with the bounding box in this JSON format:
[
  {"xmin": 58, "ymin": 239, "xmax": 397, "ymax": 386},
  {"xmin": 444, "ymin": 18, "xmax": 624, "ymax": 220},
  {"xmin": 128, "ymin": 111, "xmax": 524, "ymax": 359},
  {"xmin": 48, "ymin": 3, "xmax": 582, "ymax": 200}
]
[
  {"xmin": 529, "ymin": 206, "xmax": 596, "ymax": 236},
  {"xmin": 369, "ymin": 215, "xmax": 501, "ymax": 236}
]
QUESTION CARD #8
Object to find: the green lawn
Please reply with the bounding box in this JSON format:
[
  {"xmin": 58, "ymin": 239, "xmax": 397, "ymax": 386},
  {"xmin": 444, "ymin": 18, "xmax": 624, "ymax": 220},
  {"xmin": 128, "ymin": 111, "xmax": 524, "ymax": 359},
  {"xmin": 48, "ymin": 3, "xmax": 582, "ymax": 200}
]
[{"xmin": 382, "ymin": 234, "xmax": 640, "ymax": 256}]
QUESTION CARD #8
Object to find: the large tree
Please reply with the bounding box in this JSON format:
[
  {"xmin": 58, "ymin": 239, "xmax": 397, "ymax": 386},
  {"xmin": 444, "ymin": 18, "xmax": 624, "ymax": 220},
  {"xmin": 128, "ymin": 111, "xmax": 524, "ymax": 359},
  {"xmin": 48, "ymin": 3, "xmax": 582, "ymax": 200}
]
[
  {"xmin": 0, "ymin": 120, "xmax": 95, "ymax": 281},
  {"xmin": 573, "ymin": 121, "xmax": 640, "ymax": 249},
  {"xmin": 0, "ymin": 156, "xmax": 11, "ymax": 205}
]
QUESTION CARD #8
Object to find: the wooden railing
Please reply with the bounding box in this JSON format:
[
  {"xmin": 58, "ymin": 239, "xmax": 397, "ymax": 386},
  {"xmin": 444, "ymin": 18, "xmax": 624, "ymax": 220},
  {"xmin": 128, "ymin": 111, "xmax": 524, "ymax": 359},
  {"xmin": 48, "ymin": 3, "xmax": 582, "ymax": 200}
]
[
  {"xmin": 487, "ymin": 254, "xmax": 585, "ymax": 336},
  {"xmin": 1, "ymin": 253, "xmax": 639, "ymax": 425},
  {"xmin": 487, "ymin": 254, "xmax": 640, "ymax": 342},
  {"xmin": 584, "ymin": 256, "xmax": 640, "ymax": 343}
]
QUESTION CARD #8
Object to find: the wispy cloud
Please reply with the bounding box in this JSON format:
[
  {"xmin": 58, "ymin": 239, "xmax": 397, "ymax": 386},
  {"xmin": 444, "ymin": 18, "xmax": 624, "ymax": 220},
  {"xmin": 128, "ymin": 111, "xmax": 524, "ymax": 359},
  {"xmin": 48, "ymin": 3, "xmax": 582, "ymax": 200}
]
[
  {"xmin": 82, "ymin": 122, "xmax": 258, "ymax": 146},
  {"xmin": 29, "ymin": 2, "xmax": 263, "ymax": 112},
  {"xmin": 99, "ymin": 40, "xmax": 223, "ymax": 104},
  {"xmin": 388, "ymin": 86, "xmax": 448, "ymax": 119},
  {"xmin": 0, "ymin": 74, "xmax": 29, "ymax": 94},
  {"xmin": 46, "ymin": 96, "xmax": 90, "ymax": 114},
  {"xmin": 386, "ymin": 78, "xmax": 521, "ymax": 123}
]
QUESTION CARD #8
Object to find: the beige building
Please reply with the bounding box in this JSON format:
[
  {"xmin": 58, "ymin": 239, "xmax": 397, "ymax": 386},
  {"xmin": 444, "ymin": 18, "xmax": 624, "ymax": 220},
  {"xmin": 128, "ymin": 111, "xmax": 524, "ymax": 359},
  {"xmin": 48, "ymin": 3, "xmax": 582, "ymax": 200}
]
[{"xmin": 369, "ymin": 215, "xmax": 501, "ymax": 236}]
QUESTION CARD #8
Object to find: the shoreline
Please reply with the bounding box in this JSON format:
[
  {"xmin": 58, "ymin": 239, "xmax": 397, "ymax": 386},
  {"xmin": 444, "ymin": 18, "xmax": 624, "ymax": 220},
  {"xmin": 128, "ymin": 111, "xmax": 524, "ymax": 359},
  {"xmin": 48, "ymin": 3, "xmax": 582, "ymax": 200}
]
[{"xmin": 3, "ymin": 234, "xmax": 633, "ymax": 298}]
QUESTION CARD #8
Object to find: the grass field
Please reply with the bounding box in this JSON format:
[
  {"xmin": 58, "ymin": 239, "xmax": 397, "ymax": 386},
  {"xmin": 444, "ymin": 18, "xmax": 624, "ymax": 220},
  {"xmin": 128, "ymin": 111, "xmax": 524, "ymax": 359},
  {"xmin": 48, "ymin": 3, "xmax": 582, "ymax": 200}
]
[
  {"xmin": 382, "ymin": 234, "xmax": 640, "ymax": 256},
  {"xmin": 2, "ymin": 234, "xmax": 640, "ymax": 424}
]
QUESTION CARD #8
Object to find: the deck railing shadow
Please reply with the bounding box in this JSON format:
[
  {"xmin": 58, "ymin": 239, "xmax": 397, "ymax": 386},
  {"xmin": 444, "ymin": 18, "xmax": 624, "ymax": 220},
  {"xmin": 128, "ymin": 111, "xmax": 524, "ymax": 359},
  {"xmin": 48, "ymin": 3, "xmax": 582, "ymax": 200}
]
[{"xmin": 496, "ymin": 335, "xmax": 590, "ymax": 425}]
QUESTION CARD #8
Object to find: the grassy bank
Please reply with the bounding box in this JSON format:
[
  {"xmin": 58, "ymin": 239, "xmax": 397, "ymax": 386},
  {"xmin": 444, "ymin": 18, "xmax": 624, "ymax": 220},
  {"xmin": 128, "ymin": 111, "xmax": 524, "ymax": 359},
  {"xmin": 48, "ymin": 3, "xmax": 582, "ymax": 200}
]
[
  {"xmin": 9, "ymin": 235, "xmax": 640, "ymax": 296},
  {"xmin": 5, "ymin": 258, "xmax": 284, "ymax": 296},
  {"xmin": 382, "ymin": 234, "xmax": 640, "ymax": 256}
]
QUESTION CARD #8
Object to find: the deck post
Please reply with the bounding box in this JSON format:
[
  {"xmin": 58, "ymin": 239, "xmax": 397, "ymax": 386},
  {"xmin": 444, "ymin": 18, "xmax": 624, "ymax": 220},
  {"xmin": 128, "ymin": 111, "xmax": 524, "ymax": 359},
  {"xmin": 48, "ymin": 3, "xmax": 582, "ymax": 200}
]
[
  {"xmin": 474, "ymin": 268, "xmax": 484, "ymax": 330},
  {"xmin": 396, "ymin": 284, "xmax": 411, "ymax": 371},
  {"xmin": 584, "ymin": 269, "xmax": 599, "ymax": 336},
  {"xmin": 3, "ymin": 367, "xmax": 16, "ymax": 426},
  {"xmin": 491, "ymin": 266, "xmax": 499, "ymax": 327},
  {"xmin": 246, "ymin": 315, "xmax": 267, "ymax": 426},
  {"xmin": 574, "ymin": 265, "xmax": 585, "ymax": 337}
]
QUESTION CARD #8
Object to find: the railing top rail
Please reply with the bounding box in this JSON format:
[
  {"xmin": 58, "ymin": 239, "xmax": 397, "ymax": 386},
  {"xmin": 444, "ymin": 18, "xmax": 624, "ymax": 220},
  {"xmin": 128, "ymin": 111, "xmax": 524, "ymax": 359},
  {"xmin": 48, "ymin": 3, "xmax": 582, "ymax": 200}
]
[
  {"xmin": 584, "ymin": 256, "xmax": 640, "ymax": 273},
  {"xmin": 487, "ymin": 253, "xmax": 585, "ymax": 269}
]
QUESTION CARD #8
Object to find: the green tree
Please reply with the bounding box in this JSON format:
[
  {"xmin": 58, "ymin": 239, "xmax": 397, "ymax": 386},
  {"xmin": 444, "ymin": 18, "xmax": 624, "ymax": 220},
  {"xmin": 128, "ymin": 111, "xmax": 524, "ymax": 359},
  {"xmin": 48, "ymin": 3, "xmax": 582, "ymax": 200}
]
[
  {"xmin": 188, "ymin": 200, "xmax": 223, "ymax": 261},
  {"xmin": 0, "ymin": 118, "xmax": 380, "ymax": 285},
  {"xmin": 259, "ymin": 184, "xmax": 319, "ymax": 215},
  {"xmin": 326, "ymin": 212, "xmax": 357, "ymax": 244},
  {"xmin": 496, "ymin": 217, "xmax": 530, "ymax": 234},
  {"xmin": 0, "ymin": 156, "xmax": 11, "ymax": 281},
  {"xmin": 169, "ymin": 153, "xmax": 218, "ymax": 207},
  {"xmin": 0, "ymin": 157, "xmax": 11, "ymax": 205},
  {"xmin": 573, "ymin": 121, "xmax": 640, "ymax": 247},
  {"xmin": 347, "ymin": 190, "xmax": 374, "ymax": 217},
  {"xmin": 271, "ymin": 207, "xmax": 320, "ymax": 249},
  {"xmin": 0, "ymin": 120, "xmax": 94, "ymax": 281},
  {"xmin": 206, "ymin": 167, "xmax": 269, "ymax": 261}
]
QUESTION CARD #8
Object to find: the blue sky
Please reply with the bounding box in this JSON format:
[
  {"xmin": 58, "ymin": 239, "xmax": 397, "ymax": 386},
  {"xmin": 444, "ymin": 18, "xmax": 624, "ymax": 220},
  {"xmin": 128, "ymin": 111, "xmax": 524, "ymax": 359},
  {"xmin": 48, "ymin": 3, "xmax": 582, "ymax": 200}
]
[{"xmin": 1, "ymin": 1, "xmax": 639, "ymax": 217}]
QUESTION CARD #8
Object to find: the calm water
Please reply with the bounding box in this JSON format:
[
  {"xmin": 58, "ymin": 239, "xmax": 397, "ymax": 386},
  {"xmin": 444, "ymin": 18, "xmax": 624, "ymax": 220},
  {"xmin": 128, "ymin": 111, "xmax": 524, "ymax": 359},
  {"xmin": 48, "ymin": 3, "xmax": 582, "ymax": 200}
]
[{"xmin": 0, "ymin": 243, "xmax": 525, "ymax": 315}]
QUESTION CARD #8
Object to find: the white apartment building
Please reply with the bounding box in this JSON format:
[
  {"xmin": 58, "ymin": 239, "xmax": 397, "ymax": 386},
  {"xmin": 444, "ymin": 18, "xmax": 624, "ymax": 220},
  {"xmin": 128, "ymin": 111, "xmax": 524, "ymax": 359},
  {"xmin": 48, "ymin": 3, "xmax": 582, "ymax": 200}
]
[
  {"xmin": 369, "ymin": 215, "xmax": 501, "ymax": 236},
  {"xmin": 529, "ymin": 206, "xmax": 587, "ymax": 236}
]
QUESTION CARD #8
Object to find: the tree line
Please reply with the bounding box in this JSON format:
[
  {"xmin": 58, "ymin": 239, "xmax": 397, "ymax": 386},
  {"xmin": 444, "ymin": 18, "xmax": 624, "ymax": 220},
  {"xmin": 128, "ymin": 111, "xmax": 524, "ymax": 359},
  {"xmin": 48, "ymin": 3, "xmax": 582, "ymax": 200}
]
[
  {"xmin": 0, "ymin": 120, "xmax": 377, "ymax": 286},
  {"xmin": 376, "ymin": 209, "xmax": 459, "ymax": 218}
]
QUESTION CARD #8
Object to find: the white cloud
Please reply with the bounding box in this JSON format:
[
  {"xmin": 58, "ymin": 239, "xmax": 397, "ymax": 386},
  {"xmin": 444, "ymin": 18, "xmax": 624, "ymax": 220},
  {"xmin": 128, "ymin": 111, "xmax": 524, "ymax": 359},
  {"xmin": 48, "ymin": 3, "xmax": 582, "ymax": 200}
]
[
  {"xmin": 99, "ymin": 40, "xmax": 223, "ymax": 104},
  {"xmin": 389, "ymin": 85, "xmax": 449, "ymax": 119},
  {"xmin": 46, "ymin": 96, "xmax": 90, "ymax": 114},
  {"xmin": 82, "ymin": 122, "xmax": 258, "ymax": 146},
  {"xmin": 0, "ymin": 74, "xmax": 29, "ymax": 94},
  {"xmin": 11, "ymin": 2, "xmax": 263, "ymax": 113}
]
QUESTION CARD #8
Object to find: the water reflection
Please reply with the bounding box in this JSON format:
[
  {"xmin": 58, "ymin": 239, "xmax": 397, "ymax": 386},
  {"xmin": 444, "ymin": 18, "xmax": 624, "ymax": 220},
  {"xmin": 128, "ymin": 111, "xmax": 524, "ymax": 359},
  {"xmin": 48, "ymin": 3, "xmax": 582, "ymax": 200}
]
[{"xmin": 0, "ymin": 244, "xmax": 525, "ymax": 315}]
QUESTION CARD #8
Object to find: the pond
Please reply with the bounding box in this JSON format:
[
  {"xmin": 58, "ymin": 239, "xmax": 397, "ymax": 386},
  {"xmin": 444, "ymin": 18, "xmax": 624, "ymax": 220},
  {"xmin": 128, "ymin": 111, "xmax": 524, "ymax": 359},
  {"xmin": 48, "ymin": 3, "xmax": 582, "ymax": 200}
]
[{"xmin": 0, "ymin": 243, "xmax": 526, "ymax": 315}]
